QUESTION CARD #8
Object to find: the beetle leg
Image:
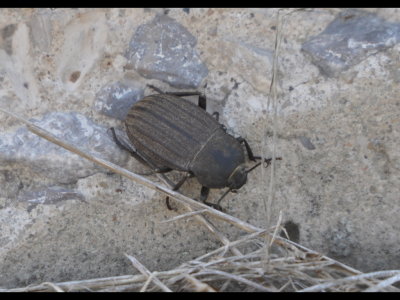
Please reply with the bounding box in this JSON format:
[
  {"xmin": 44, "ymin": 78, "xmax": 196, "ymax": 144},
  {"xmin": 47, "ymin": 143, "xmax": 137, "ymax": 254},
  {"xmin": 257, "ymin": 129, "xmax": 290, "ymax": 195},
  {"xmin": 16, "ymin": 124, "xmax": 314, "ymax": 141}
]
[
  {"xmin": 216, "ymin": 188, "xmax": 231, "ymax": 206},
  {"xmin": 236, "ymin": 135, "xmax": 283, "ymax": 172},
  {"xmin": 146, "ymin": 84, "xmax": 164, "ymax": 94},
  {"xmin": 211, "ymin": 111, "xmax": 219, "ymax": 121},
  {"xmin": 147, "ymin": 84, "xmax": 202, "ymax": 97},
  {"xmin": 165, "ymin": 197, "xmax": 175, "ymax": 211},
  {"xmin": 200, "ymin": 186, "xmax": 223, "ymax": 211},
  {"xmin": 164, "ymin": 173, "xmax": 194, "ymax": 211},
  {"xmin": 155, "ymin": 167, "xmax": 173, "ymax": 173},
  {"xmin": 236, "ymin": 136, "xmax": 257, "ymax": 161},
  {"xmin": 172, "ymin": 172, "xmax": 194, "ymax": 191},
  {"xmin": 198, "ymin": 95, "xmax": 207, "ymax": 111},
  {"xmin": 245, "ymin": 157, "xmax": 283, "ymax": 174},
  {"xmin": 166, "ymin": 91, "xmax": 202, "ymax": 96},
  {"xmin": 199, "ymin": 186, "xmax": 210, "ymax": 202},
  {"xmin": 251, "ymin": 156, "xmax": 282, "ymax": 165},
  {"xmin": 168, "ymin": 92, "xmax": 206, "ymax": 111}
]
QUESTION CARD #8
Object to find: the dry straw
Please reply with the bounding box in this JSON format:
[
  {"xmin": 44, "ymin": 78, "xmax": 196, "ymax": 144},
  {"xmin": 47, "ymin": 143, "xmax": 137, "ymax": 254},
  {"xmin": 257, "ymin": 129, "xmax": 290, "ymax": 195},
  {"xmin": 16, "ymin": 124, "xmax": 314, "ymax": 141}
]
[{"xmin": 1, "ymin": 8, "xmax": 399, "ymax": 292}]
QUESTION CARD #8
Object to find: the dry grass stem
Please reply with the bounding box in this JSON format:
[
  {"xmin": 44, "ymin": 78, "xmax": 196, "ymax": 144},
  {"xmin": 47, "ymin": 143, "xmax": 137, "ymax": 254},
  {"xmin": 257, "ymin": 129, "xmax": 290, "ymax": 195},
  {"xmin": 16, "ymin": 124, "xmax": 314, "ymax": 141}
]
[
  {"xmin": 2, "ymin": 231, "xmax": 399, "ymax": 292},
  {"xmin": 159, "ymin": 209, "xmax": 209, "ymax": 224},
  {"xmin": 184, "ymin": 275, "xmax": 217, "ymax": 292},
  {"xmin": 124, "ymin": 254, "xmax": 171, "ymax": 292},
  {"xmin": 41, "ymin": 282, "xmax": 65, "ymax": 292}
]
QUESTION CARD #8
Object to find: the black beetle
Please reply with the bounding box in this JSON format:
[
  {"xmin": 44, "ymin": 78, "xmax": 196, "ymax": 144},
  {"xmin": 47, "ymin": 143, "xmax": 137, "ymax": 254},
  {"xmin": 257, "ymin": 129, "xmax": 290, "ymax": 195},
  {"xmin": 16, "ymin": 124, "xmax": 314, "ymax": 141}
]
[{"xmin": 111, "ymin": 85, "xmax": 279, "ymax": 210}]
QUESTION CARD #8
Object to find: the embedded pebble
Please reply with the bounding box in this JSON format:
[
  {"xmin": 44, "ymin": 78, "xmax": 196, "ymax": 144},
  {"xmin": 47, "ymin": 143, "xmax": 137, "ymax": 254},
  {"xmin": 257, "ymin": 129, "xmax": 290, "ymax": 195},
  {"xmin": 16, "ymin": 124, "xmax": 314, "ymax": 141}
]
[
  {"xmin": 0, "ymin": 112, "xmax": 129, "ymax": 184},
  {"xmin": 126, "ymin": 14, "xmax": 208, "ymax": 88},
  {"xmin": 302, "ymin": 9, "xmax": 400, "ymax": 77},
  {"xmin": 94, "ymin": 80, "xmax": 144, "ymax": 120}
]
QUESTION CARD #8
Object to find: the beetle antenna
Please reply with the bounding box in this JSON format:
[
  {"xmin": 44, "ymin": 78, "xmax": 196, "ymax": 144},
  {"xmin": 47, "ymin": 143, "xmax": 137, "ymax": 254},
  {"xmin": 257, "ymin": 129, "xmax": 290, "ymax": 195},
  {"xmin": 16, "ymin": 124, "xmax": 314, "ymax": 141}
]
[
  {"xmin": 246, "ymin": 162, "xmax": 262, "ymax": 174},
  {"xmin": 246, "ymin": 157, "xmax": 282, "ymax": 174},
  {"xmin": 147, "ymin": 84, "xmax": 164, "ymax": 94}
]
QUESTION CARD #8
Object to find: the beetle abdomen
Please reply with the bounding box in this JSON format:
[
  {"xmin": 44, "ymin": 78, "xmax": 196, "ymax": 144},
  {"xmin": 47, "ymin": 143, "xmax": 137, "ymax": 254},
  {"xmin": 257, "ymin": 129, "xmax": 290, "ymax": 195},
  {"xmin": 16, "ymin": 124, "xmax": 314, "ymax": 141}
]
[{"xmin": 125, "ymin": 94, "xmax": 221, "ymax": 171}]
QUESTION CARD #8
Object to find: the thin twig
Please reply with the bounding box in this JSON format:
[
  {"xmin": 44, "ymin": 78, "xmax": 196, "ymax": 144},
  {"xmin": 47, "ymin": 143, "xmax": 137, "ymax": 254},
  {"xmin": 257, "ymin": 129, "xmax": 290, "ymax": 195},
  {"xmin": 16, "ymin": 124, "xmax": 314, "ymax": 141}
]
[
  {"xmin": 184, "ymin": 274, "xmax": 217, "ymax": 292},
  {"xmin": 159, "ymin": 209, "xmax": 209, "ymax": 224},
  {"xmin": 125, "ymin": 254, "xmax": 172, "ymax": 292},
  {"xmin": 41, "ymin": 282, "xmax": 65, "ymax": 292},
  {"xmin": 195, "ymin": 269, "xmax": 277, "ymax": 292},
  {"xmin": 363, "ymin": 272, "xmax": 400, "ymax": 292},
  {"xmin": 269, "ymin": 210, "xmax": 283, "ymax": 247},
  {"xmin": 299, "ymin": 270, "xmax": 400, "ymax": 292}
]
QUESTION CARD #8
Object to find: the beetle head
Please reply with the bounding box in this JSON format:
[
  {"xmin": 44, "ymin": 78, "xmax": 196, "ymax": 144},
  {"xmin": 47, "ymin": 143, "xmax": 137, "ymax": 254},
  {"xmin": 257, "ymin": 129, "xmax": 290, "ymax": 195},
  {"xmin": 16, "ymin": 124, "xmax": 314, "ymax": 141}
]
[{"xmin": 227, "ymin": 164, "xmax": 248, "ymax": 190}]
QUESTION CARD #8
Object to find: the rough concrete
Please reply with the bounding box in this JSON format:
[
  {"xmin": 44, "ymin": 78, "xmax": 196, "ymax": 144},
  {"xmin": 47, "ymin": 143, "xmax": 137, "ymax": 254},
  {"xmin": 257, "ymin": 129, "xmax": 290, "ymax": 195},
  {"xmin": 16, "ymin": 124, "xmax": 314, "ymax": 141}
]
[{"xmin": 0, "ymin": 8, "xmax": 399, "ymax": 288}]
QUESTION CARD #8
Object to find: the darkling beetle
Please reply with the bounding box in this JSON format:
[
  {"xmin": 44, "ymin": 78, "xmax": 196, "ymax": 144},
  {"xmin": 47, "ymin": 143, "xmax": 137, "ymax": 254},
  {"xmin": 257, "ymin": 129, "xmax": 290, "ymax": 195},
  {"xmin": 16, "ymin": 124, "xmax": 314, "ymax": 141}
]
[{"xmin": 111, "ymin": 85, "xmax": 280, "ymax": 210}]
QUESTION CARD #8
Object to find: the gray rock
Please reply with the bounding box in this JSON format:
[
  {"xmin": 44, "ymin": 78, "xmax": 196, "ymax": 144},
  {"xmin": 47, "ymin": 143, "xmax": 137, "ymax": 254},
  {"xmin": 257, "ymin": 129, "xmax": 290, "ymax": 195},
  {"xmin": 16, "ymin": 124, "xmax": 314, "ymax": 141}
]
[
  {"xmin": 126, "ymin": 14, "xmax": 208, "ymax": 88},
  {"xmin": 0, "ymin": 170, "xmax": 22, "ymax": 198},
  {"xmin": 0, "ymin": 112, "xmax": 129, "ymax": 184},
  {"xmin": 302, "ymin": 9, "xmax": 400, "ymax": 77},
  {"xmin": 94, "ymin": 80, "xmax": 144, "ymax": 120},
  {"xmin": 323, "ymin": 218, "xmax": 356, "ymax": 258},
  {"xmin": 18, "ymin": 186, "xmax": 86, "ymax": 212},
  {"xmin": 18, "ymin": 186, "xmax": 85, "ymax": 205},
  {"xmin": 0, "ymin": 24, "xmax": 17, "ymax": 55},
  {"xmin": 298, "ymin": 136, "xmax": 316, "ymax": 150}
]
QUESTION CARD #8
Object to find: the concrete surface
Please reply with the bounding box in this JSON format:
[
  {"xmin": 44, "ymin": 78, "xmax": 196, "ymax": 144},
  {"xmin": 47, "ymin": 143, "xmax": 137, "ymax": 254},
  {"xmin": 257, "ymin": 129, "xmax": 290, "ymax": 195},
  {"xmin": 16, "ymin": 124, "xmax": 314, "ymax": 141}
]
[{"xmin": 0, "ymin": 8, "xmax": 399, "ymax": 288}]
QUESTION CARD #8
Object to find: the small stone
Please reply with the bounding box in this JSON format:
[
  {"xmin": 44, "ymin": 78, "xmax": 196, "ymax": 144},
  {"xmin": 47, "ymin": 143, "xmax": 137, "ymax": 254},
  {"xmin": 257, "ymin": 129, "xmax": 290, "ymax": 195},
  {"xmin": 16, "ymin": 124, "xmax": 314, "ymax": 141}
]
[
  {"xmin": 2, "ymin": 24, "xmax": 17, "ymax": 39},
  {"xmin": 126, "ymin": 14, "xmax": 208, "ymax": 89},
  {"xmin": 18, "ymin": 186, "xmax": 86, "ymax": 211},
  {"xmin": 302, "ymin": 9, "xmax": 400, "ymax": 77},
  {"xmin": 298, "ymin": 136, "xmax": 316, "ymax": 150},
  {"xmin": 282, "ymin": 220, "xmax": 300, "ymax": 243},
  {"xmin": 0, "ymin": 170, "xmax": 21, "ymax": 198},
  {"xmin": 0, "ymin": 24, "xmax": 17, "ymax": 55},
  {"xmin": 324, "ymin": 218, "xmax": 355, "ymax": 258},
  {"xmin": 0, "ymin": 112, "xmax": 129, "ymax": 184},
  {"xmin": 112, "ymin": 54, "xmax": 128, "ymax": 72},
  {"xmin": 69, "ymin": 71, "xmax": 81, "ymax": 83},
  {"xmin": 94, "ymin": 80, "xmax": 144, "ymax": 120}
]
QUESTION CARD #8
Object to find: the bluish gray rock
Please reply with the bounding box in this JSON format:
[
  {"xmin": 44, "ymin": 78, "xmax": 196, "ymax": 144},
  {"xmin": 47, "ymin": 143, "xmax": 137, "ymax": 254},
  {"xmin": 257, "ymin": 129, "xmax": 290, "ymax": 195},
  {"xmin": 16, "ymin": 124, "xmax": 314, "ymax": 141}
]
[
  {"xmin": 18, "ymin": 186, "xmax": 86, "ymax": 211},
  {"xmin": 0, "ymin": 112, "xmax": 129, "ymax": 184},
  {"xmin": 302, "ymin": 9, "xmax": 400, "ymax": 77},
  {"xmin": 126, "ymin": 14, "xmax": 208, "ymax": 88},
  {"xmin": 0, "ymin": 170, "xmax": 21, "ymax": 198},
  {"xmin": 94, "ymin": 81, "xmax": 144, "ymax": 120},
  {"xmin": 323, "ymin": 218, "xmax": 356, "ymax": 258},
  {"xmin": 1, "ymin": 24, "xmax": 17, "ymax": 55},
  {"xmin": 298, "ymin": 136, "xmax": 316, "ymax": 151}
]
